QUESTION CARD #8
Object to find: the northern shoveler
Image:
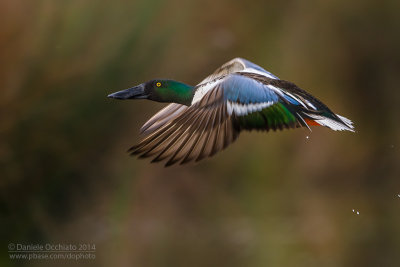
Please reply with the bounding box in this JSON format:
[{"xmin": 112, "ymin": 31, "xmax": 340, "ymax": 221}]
[{"xmin": 108, "ymin": 58, "xmax": 354, "ymax": 166}]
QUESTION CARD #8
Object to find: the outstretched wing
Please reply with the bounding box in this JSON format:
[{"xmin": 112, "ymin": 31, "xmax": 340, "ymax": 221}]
[{"xmin": 129, "ymin": 85, "xmax": 240, "ymax": 166}]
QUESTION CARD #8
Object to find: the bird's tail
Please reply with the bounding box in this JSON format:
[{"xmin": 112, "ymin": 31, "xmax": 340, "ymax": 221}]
[{"xmin": 301, "ymin": 112, "xmax": 355, "ymax": 132}]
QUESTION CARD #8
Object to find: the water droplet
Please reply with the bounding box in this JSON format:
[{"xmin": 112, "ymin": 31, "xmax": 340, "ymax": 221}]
[
  {"xmin": 397, "ymin": 194, "xmax": 400, "ymax": 198},
  {"xmin": 356, "ymin": 211, "xmax": 359, "ymax": 215},
  {"xmin": 306, "ymin": 136, "xmax": 309, "ymax": 140},
  {"xmin": 352, "ymin": 209, "xmax": 355, "ymax": 212},
  {"xmin": 352, "ymin": 209, "xmax": 360, "ymax": 215}
]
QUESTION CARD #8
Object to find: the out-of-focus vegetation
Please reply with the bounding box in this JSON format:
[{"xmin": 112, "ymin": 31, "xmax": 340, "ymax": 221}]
[{"xmin": 1, "ymin": 0, "xmax": 400, "ymax": 266}]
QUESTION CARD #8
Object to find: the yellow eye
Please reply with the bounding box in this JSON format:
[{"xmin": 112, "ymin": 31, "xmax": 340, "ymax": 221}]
[{"xmin": 156, "ymin": 82, "xmax": 161, "ymax": 87}]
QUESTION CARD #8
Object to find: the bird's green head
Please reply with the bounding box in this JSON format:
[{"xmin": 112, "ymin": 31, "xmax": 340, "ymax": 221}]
[{"xmin": 108, "ymin": 79, "xmax": 194, "ymax": 106}]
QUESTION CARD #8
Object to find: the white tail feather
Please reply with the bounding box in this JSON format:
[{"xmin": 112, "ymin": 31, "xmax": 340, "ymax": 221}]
[{"xmin": 306, "ymin": 113, "xmax": 355, "ymax": 132}]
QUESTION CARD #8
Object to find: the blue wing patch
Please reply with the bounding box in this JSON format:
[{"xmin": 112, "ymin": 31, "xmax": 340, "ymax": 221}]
[{"xmin": 222, "ymin": 74, "xmax": 279, "ymax": 104}]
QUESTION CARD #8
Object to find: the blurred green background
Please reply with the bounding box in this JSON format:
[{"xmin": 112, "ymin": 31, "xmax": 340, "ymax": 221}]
[{"xmin": 1, "ymin": 0, "xmax": 400, "ymax": 266}]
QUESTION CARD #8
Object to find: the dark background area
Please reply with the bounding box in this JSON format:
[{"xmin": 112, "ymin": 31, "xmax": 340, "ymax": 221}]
[{"xmin": 1, "ymin": 0, "xmax": 399, "ymax": 266}]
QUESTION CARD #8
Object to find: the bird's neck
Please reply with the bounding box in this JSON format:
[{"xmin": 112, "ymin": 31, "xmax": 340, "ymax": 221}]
[{"xmin": 174, "ymin": 84, "xmax": 195, "ymax": 106}]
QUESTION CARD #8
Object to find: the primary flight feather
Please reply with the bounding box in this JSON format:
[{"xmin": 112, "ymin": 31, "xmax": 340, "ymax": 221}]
[{"xmin": 108, "ymin": 58, "xmax": 354, "ymax": 166}]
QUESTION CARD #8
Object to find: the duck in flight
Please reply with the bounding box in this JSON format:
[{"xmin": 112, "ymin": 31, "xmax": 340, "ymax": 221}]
[{"xmin": 108, "ymin": 58, "xmax": 354, "ymax": 166}]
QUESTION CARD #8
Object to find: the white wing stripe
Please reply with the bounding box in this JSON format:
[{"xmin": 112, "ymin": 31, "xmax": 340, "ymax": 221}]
[{"xmin": 227, "ymin": 101, "xmax": 274, "ymax": 116}]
